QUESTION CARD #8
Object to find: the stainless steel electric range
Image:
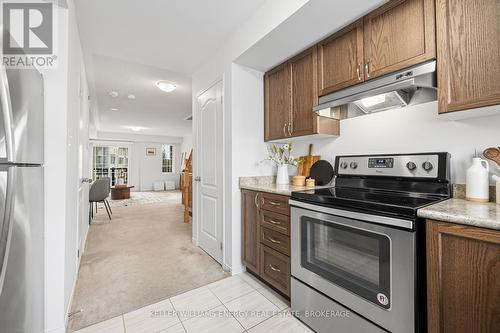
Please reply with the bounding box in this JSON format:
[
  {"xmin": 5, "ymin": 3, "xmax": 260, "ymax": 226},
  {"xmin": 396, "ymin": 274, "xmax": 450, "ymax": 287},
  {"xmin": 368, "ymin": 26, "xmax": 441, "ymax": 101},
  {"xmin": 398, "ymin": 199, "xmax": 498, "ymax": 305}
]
[{"xmin": 289, "ymin": 153, "xmax": 451, "ymax": 333}]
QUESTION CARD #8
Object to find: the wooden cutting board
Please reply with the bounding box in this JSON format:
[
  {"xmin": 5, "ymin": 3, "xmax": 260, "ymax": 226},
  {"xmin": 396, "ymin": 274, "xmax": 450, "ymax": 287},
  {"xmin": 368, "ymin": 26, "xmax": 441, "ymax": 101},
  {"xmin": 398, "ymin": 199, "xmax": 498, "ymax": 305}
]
[{"xmin": 298, "ymin": 144, "xmax": 320, "ymax": 177}]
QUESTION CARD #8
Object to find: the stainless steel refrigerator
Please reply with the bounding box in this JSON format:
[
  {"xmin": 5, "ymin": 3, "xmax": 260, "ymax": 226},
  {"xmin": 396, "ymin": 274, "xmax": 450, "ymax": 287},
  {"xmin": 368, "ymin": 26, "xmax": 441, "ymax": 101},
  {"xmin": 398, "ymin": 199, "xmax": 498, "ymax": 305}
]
[{"xmin": 0, "ymin": 65, "xmax": 44, "ymax": 332}]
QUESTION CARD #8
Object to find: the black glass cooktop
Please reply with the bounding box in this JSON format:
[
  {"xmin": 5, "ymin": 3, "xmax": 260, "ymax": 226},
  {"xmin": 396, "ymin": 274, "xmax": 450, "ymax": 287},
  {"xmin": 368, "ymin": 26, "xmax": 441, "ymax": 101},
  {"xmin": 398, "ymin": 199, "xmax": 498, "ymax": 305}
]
[{"xmin": 291, "ymin": 186, "xmax": 448, "ymax": 219}]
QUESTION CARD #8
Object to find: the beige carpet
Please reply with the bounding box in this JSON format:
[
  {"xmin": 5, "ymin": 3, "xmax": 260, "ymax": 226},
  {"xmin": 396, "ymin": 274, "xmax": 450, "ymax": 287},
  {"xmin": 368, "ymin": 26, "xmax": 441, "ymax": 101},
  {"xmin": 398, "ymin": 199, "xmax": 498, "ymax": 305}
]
[
  {"xmin": 68, "ymin": 191, "xmax": 229, "ymax": 332},
  {"xmin": 107, "ymin": 190, "xmax": 180, "ymax": 208}
]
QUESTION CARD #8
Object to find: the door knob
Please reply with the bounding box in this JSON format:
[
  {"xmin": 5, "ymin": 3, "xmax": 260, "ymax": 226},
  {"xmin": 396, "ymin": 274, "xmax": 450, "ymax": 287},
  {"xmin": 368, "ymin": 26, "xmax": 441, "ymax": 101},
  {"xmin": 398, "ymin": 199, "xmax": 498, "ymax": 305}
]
[
  {"xmin": 194, "ymin": 176, "xmax": 201, "ymax": 182},
  {"xmin": 81, "ymin": 178, "xmax": 93, "ymax": 183}
]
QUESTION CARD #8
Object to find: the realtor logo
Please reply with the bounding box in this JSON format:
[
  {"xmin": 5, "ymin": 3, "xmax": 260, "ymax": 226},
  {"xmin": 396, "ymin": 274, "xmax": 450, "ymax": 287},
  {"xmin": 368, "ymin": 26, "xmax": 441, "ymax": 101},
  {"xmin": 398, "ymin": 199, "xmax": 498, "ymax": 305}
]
[
  {"xmin": 3, "ymin": 2, "xmax": 53, "ymax": 54},
  {"xmin": 2, "ymin": 1, "xmax": 56, "ymax": 68}
]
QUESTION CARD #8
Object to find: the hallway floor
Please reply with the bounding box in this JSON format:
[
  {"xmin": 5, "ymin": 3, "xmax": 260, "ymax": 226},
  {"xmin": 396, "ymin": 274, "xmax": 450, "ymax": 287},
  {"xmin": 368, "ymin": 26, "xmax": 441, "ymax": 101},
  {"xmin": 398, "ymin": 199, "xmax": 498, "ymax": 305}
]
[
  {"xmin": 73, "ymin": 272, "xmax": 312, "ymax": 333},
  {"xmin": 68, "ymin": 191, "xmax": 229, "ymax": 332}
]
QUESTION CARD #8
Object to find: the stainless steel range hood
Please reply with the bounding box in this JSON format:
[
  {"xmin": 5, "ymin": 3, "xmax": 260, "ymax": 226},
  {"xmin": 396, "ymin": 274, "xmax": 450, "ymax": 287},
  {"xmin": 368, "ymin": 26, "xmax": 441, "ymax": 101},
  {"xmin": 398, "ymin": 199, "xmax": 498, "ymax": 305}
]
[{"xmin": 313, "ymin": 61, "xmax": 437, "ymax": 119}]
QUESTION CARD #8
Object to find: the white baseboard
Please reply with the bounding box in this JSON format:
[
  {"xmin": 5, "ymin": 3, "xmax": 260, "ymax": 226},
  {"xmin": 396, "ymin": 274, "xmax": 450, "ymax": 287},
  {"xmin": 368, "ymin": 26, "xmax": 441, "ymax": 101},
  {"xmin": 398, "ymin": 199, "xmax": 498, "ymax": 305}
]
[
  {"xmin": 230, "ymin": 263, "xmax": 245, "ymax": 275},
  {"xmin": 45, "ymin": 325, "xmax": 66, "ymax": 333}
]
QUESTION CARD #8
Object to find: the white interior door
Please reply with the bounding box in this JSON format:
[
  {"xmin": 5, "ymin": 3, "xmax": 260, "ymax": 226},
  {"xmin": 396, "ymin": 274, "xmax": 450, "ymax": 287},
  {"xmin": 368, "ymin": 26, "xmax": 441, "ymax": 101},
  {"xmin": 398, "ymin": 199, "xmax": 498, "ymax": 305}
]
[
  {"xmin": 195, "ymin": 81, "xmax": 223, "ymax": 263},
  {"xmin": 77, "ymin": 70, "xmax": 90, "ymax": 256}
]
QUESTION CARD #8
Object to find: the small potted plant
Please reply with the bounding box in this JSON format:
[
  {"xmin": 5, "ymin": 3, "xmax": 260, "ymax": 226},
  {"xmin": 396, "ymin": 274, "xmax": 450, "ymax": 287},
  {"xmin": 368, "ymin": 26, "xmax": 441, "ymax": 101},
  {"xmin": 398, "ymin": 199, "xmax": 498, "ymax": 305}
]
[{"xmin": 265, "ymin": 143, "xmax": 300, "ymax": 185}]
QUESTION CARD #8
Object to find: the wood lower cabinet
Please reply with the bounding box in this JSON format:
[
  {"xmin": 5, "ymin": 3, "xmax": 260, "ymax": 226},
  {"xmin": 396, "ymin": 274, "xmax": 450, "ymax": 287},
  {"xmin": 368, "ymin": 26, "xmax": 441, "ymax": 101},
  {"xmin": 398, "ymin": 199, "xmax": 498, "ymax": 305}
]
[
  {"xmin": 242, "ymin": 190, "xmax": 260, "ymax": 273},
  {"xmin": 242, "ymin": 190, "xmax": 291, "ymax": 297},
  {"xmin": 317, "ymin": 19, "xmax": 364, "ymax": 95},
  {"xmin": 436, "ymin": 0, "xmax": 500, "ymax": 113},
  {"xmin": 363, "ymin": 0, "xmax": 436, "ymax": 79},
  {"xmin": 260, "ymin": 244, "xmax": 291, "ymax": 296},
  {"xmin": 426, "ymin": 220, "xmax": 500, "ymax": 332}
]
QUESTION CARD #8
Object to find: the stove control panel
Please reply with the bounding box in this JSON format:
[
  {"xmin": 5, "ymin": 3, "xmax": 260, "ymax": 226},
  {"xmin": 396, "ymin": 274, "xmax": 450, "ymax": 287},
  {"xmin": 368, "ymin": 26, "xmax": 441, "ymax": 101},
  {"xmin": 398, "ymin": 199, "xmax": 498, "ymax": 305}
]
[{"xmin": 335, "ymin": 153, "xmax": 446, "ymax": 179}]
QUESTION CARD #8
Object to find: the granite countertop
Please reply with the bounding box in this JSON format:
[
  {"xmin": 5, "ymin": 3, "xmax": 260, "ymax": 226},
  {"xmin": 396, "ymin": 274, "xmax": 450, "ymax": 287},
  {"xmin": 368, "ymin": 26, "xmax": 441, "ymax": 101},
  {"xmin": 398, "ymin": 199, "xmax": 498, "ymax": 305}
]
[
  {"xmin": 418, "ymin": 199, "xmax": 500, "ymax": 231},
  {"xmin": 239, "ymin": 176, "xmax": 326, "ymax": 196}
]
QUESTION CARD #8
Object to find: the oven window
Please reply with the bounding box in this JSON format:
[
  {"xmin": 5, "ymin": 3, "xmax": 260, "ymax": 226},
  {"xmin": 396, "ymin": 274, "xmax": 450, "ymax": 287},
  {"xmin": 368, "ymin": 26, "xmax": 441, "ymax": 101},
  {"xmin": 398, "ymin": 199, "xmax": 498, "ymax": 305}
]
[{"xmin": 301, "ymin": 216, "xmax": 391, "ymax": 308}]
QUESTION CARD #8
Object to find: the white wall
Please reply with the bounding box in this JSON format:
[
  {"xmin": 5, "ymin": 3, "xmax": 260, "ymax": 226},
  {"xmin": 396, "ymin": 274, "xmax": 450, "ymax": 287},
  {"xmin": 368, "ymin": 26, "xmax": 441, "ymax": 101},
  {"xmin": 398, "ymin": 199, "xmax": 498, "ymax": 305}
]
[
  {"xmin": 42, "ymin": 5, "xmax": 69, "ymax": 331},
  {"xmin": 287, "ymin": 103, "xmax": 500, "ymax": 183},
  {"xmin": 180, "ymin": 133, "xmax": 193, "ymax": 160},
  {"xmin": 42, "ymin": 1, "xmax": 89, "ymax": 332},
  {"xmin": 92, "ymin": 132, "xmax": 184, "ymax": 190},
  {"xmin": 132, "ymin": 142, "xmax": 182, "ymax": 190}
]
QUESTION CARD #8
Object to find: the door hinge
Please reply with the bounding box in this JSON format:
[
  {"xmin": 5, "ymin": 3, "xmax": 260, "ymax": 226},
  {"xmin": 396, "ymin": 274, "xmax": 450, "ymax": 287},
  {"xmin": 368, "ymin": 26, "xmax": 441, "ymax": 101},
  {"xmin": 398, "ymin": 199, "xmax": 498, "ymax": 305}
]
[
  {"xmin": 77, "ymin": 249, "xmax": 80, "ymax": 258},
  {"xmin": 220, "ymin": 242, "xmax": 223, "ymax": 250}
]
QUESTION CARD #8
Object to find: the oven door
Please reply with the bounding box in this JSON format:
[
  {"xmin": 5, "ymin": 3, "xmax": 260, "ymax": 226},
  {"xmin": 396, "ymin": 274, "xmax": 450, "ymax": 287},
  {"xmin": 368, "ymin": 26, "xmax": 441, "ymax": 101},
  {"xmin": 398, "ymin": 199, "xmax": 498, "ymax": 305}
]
[{"xmin": 290, "ymin": 200, "xmax": 417, "ymax": 333}]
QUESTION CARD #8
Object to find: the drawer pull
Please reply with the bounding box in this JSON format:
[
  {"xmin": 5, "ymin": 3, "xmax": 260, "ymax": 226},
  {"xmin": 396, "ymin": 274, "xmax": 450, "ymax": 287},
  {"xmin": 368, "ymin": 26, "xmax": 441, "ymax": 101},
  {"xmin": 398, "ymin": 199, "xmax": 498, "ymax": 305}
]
[
  {"xmin": 268, "ymin": 237, "xmax": 281, "ymax": 244},
  {"xmin": 268, "ymin": 201, "xmax": 281, "ymax": 206},
  {"xmin": 268, "ymin": 219, "xmax": 281, "ymax": 225},
  {"xmin": 269, "ymin": 264, "xmax": 281, "ymax": 273}
]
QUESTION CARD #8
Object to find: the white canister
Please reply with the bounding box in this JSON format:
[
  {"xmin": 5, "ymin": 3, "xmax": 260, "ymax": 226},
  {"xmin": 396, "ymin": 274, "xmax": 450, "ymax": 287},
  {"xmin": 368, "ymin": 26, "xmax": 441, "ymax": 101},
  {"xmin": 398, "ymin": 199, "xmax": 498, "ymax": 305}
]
[
  {"xmin": 276, "ymin": 164, "xmax": 289, "ymax": 185},
  {"xmin": 466, "ymin": 157, "xmax": 490, "ymax": 202}
]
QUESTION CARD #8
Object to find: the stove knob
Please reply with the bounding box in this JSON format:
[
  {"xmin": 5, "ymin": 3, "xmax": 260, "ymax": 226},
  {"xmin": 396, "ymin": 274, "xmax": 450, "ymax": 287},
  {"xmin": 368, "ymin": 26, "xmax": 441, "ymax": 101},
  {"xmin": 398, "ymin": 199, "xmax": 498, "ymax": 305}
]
[
  {"xmin": 406, "ymin": 161, "xmax": 417, "ymax": 171},
  {"xmin": 350, "ymin": 162, "xmax": 358, "ymax": 169},
  {"xmin": 422, "ymin": 161, "xmax": 434, "ymax": 172},
  {"xmin": 340, "ymin": 162, "xmax": 348, "ymax": 169}
]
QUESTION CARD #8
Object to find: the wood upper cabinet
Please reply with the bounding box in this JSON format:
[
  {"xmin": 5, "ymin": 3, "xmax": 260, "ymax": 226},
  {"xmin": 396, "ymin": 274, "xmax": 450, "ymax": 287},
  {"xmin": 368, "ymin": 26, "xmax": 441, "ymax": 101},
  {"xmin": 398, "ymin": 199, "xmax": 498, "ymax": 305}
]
[
  {"xmin": 426, "ymin": 220, "xmax": 500, "ymax": 333},
  {"xmin": 436, "ymin": 0, "xmax": 500, "ymax": 113},
  {"xmin": 317, "ymin": 19, "xmax": 364, "ymax": 96},
  {"xmin": 264, "ymin": 62, "xmax": 291, "ymax": 141},
  {"xmin": 264, "ymin": 46, "xmax": 339, "ymax": 141},
  {"xmin": 241, "ymin": 190, "xmax": 260, "ymax": 273},
  {"xmin": 363, "ymin": 0, "xmax": 435, "ymax": 79},
  {"xmin": 290, "ymin": 46, "xmax": 318, "ymax": 137}
]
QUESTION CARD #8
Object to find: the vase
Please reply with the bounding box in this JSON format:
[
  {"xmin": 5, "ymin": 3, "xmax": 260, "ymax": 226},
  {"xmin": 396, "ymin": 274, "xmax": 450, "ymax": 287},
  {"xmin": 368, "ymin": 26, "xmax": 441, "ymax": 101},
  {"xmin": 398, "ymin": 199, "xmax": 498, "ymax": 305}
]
[{"xmin": 276, "ymin": 164, "xmax": 289, "ymax": 185}]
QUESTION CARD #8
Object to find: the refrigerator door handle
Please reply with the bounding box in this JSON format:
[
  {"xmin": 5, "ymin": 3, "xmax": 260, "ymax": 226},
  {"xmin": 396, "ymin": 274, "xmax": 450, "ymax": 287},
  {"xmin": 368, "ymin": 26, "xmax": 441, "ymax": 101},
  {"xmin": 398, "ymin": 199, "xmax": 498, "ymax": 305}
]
[
  {"xmin": 0, "ymin": 66, "xmax": 14, "ymax": 162},
  {"xmin": 0, "ymin": 167, "xmax": 16, "ymax": 293}
]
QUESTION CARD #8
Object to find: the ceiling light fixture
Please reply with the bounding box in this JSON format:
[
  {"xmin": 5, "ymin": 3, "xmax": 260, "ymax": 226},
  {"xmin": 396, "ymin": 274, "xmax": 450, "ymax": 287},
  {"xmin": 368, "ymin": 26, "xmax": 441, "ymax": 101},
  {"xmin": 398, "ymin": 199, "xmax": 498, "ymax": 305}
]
[
  {"xmin": 110, "ymin": 108, "xmax": 119, "ymax": 111},
  {"xmin": 127, "ymin": 94, "xmax": 136, "ymax": 100},
  {"xmin": 127, "ymin": 126, "xmax": 144, "ymax": 132},
  {"xmin": 156, "ymin": 80, "xmax": 177, "ymax": 92},
  {"xmin": 109, "ymin": 91, "xmax": 119, "ymax": 98}
]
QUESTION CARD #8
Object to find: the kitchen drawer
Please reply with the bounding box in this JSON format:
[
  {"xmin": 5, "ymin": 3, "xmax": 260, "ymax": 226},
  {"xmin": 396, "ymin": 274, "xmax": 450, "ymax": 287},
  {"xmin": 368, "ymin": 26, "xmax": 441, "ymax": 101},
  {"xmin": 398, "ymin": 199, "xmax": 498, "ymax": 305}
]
[
  {"xmin": 261, "ymin": 227, "xmax": 290, "ymax": 256},
  {"xmin": 260, "ymin": 244, "xmax": 290, "ymax": 296},
  {"xmin": 260, "ymin": 192, "xmax": 289, "ymax": 216},
  {"xmin": 260, "ymin": 210, "xmax": 290, "ymax": 235}
]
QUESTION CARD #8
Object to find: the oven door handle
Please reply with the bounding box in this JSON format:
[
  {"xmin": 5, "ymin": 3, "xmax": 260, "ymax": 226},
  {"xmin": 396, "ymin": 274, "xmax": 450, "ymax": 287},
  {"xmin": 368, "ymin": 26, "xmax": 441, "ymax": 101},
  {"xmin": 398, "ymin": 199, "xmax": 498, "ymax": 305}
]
[{"xmin": 288, "ymin": 199, "xmax": 414, "ymax": 230}]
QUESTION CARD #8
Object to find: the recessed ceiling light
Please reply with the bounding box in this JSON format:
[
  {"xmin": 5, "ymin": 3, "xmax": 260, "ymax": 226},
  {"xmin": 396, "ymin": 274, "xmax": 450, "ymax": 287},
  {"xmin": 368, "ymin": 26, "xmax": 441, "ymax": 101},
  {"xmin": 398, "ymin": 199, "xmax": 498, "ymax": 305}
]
[
  {"xmin": 127, "ymin": 94, "xmax": 136, "ymax": 100},
  {"xmin": 110, "ymin": 108, "xmax": 119, "ymax": 111},
  {"xmin": 126, "ymin": 126, "xmax": 144, "ymax": 132},
  {"xmin": 109, "ymin": 91, "xmax": 119, "ymax": 98},
  {"xmin": 156, "ymin": 80, "xmax": 177, "ymax": 92}
]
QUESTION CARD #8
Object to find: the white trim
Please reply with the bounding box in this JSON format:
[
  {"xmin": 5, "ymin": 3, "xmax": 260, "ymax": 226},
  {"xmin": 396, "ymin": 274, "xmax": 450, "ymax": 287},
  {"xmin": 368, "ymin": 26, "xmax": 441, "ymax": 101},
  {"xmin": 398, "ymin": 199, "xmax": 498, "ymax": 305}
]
[{"xmin": 45, "ymin": 326, "xmax": 66, "ymax": 333}]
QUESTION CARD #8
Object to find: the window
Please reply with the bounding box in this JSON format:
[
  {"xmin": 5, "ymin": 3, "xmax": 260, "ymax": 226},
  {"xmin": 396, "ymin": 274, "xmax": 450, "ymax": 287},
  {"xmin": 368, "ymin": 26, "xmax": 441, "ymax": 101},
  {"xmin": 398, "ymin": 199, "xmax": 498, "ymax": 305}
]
[
  {"xmin": 162, "ymin": 145, "xmax": 174, "ymax": 173},
  {"xmin": 92, "ymin": 145, "xmax": 129, "ymax": 185}
]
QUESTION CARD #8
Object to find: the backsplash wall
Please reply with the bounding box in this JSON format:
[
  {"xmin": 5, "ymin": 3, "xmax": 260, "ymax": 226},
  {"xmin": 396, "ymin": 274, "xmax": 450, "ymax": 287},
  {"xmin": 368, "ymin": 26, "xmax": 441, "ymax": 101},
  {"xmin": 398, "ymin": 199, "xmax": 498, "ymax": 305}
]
[{"xmin": 262, "ymin": 102, "xmax": 500, "ymax": 184}]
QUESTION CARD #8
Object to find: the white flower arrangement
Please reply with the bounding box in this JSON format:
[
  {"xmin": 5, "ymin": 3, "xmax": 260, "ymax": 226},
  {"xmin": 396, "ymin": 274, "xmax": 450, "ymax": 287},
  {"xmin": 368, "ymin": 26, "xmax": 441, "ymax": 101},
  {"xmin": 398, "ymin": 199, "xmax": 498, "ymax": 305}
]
[{"xmin": 265, "ymin": 142, "xmax": 301, "ymax": 166}]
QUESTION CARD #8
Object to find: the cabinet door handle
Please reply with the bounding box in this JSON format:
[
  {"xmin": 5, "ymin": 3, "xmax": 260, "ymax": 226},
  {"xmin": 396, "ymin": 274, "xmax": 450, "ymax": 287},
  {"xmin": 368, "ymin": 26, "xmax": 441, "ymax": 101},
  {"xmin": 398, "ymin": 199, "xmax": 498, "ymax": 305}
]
[
  {"xmin": 254, "ymin": 193, "xmax": 259, "ymax": 208},
  {"xmin": 288, "ymin": 123, "xmax": 292, "ymax": 136},
  {"xmin": 268, "ymin": 201, "xmax": 281, "ymax": 206},
  {"xmin": 268, "ymin": 219, "xmax": 281, "ymax": 225},
  {"xmin": 269, "ymin": 264, "xmax": 281, "ymax": 273},
  {"xmin": 365, "ymin": 61, "xmax": 370, "ymax": 78},
  {"xmin": 283, "ymin": 124, "xmax": 287, "ymax": 137},
  {"xmin": 268, "ymin": 237, "xmax": 281, "ymax": 244},
  {"xmin": 356, "ymin": 64, "xmax": 361, "ymax": 81}
]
